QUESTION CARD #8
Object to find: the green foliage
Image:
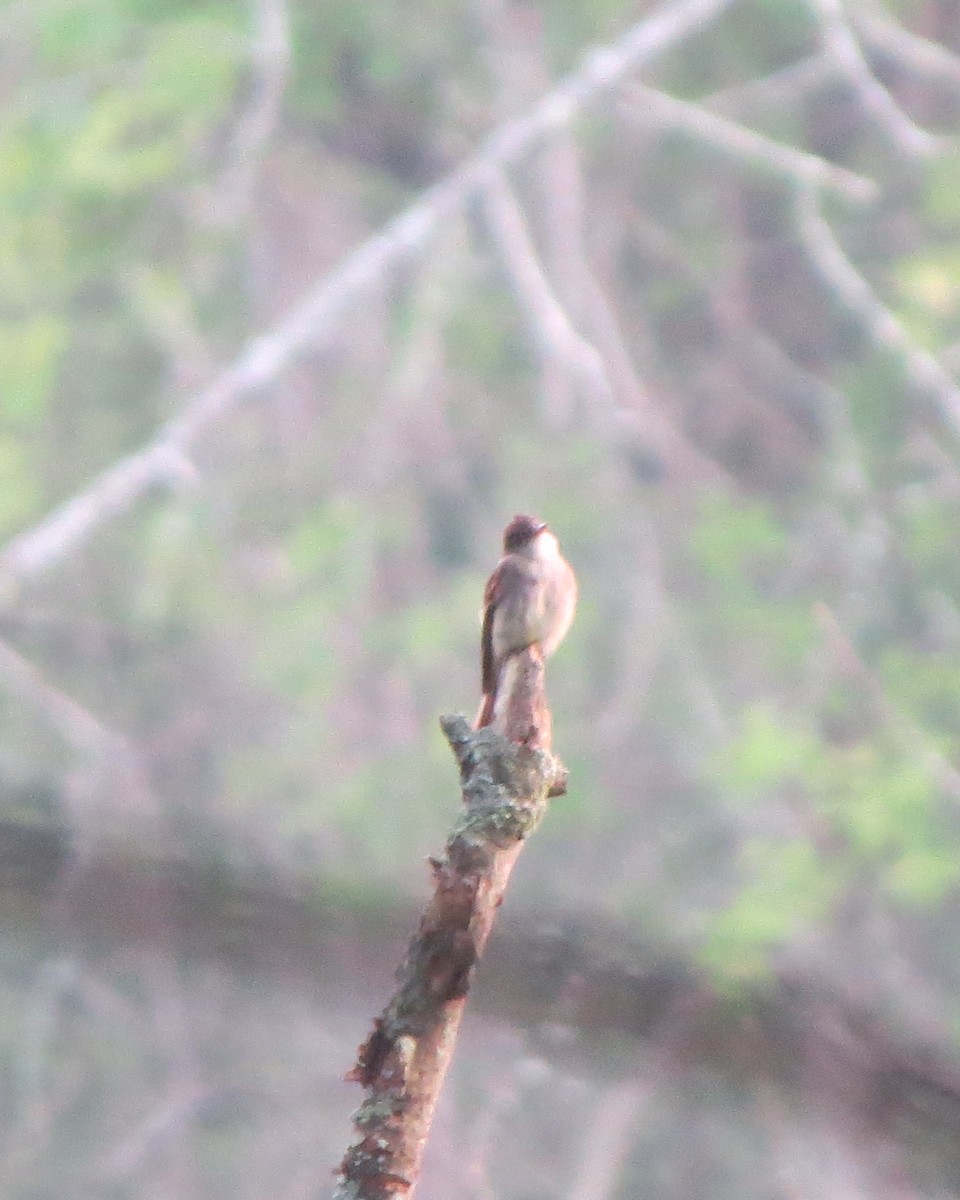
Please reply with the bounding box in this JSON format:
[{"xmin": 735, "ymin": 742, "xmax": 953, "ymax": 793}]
[
  {"xmin": 843, "ymin": 352, "xmax": 912, "ymax": 463},
  {"xmin": 701, "ymin": 836, "xmax": 839, "ymax": 981},
  {"xmin": 541, "ymin": 0, "xmax": 639, "ymax": 69},
  {"xmin": 288, "ymin": 0, "xmax": 467, "ymax": 123},
  {"xmin": 706, "ymin": 695, "xmax": 960, "ymax": 983},
  {"xmin": 5, "ymin": 0, "xmax": 960, "ymax": 1094},
  {"xmin": 895, "ymin": 247, "xmax": 960, "ymax": 352},
  {"xmin": 717, "ymin": 703, "xmax": 817, "ymax": 794},
  {"xmin": 690, "ymin": 494, "xmax": 785, "ymax": 587},
  {"xmin": 922, "ymin": 151, "xmax": 960, "ymax": 227},
  {"xmin": 879, "ymin": 648, "xmax": 960, "ymax": 738},
  {"xmin": 686, "ymin": 495, "xmax": 814, "ymax": 685},
  {"xmin": 815, "ymin": 745, "xmax": 934, "ymax": 854},
  {"xmin": 33, "ymin": 0, "xmax": 132, "ymax": 66},
  {"xmin": 0, "ymin": 315, "xmax": 66, "ymax": 423},
  {"xmin": 63, "ymin": 17, "xmax": 240, "ymax": 196},
  {"xmin": 377, "ymin": 575, "xmax": 478, "ymax": 666},
  {"xmin": 887, "ymin": 845, "xmax": 960, "ymax": 907},
  {"xmin": 446, "ymin": 268, "xmax": 530, "ymax": 382},
  {"xmin": 0, "ymin": 0, "xmax": 248, "ymax": 554},
  {"xmin": 0, "ymin": 435, "xmax": 42, "ymax": 537},
  {"xmin": 287, "ymin": 497, "xmax": 373, "ymax": 594}
]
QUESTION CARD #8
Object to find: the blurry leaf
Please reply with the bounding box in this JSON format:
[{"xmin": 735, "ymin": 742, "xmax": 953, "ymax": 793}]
[
  {"xmin": 690, "ymin": 493, "xmax": 784, "ymax": 585},
  {"xmin": 898, "ymin": 253, "xmax": 960, "ymax": 319},
  {"xmin": 0, "ymin": 315, "xmax": 67, "ymax": 425},
  {"xmin": 817, "ymin": 748, "xmax": 936, "ymax": 855},
  {"xmin": 887, "ymin": 846, "xmax": 960, "ymax": 907},
  {"xmin": 0, "ymin": 435, "xmax": 42, "ymax": 536},
  {"xmin": 65, "ymin": 91, "xmax": 184, "ymax": 194},
  {"xmin": 923, "ymin": 151, "xmax": 960, "ymax": 225},
  {"xmin": 895, "ymin": 251, "xmax": 960, "ymax": 350},
  {"xmin": 34, "ymin": 0, "xmax": 131, "ymax": 66},
  {"xmin": 133, "ymin": 500, "xmax": 205, "ymax": 627},
  {"xmin": 140, "ymin": 15, "xmax": 241, "ymax": 113},
  {"xmin": 718, "ymin": 704, "xmax": 817, "ymax": 795},
  {"xmin": 447, "ymin": 274, "xmax": 526, "ymax": 379},
  {"xmin": 0, "ymin": 208, "xmax": 70, "ymax": 306},
  {"xmin": 287, "ymin": 497, "xmax": 368, "ymax": 581},
  {"xmin": 879, "ymin": 648, "xmax": 960, "ymax": 737},
  {"xmin": 844, "ymin": 352, "xmax": 911, "ymax": 458},
  {"xmin": 64, "ymin": 17, "xmax": 240, "ymax": 195},
  {"xmin": 701, "ymin": 837, "xmax": 838, "ymax": 981}
]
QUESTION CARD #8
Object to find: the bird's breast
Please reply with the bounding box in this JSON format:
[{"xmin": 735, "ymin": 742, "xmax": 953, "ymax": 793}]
[{"xmin": 492, "ymin": 555, "xmax": 576, "ymax": 659}]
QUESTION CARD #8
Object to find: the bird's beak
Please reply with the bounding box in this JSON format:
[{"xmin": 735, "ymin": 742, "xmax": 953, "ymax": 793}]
[{"xmin": 533, "ymin": 520, "xmax": 548, "ymax": 534}]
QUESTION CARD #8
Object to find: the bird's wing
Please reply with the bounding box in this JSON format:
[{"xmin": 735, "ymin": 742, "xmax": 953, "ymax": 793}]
[
  {"xmin": 480, "ymin": 556, "xmax": 529, "ymax": 695},
  {"xmin": 481, "ymin": 598, "xmax": 496, "ymax": 697}
]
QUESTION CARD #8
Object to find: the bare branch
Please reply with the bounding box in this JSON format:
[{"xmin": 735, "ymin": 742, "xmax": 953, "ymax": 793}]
[
  {"xmin": 487, "ymin": 166, "xmax": 734, "ymax": 486},
  {"xmin": 806, "ymin": 0, "xmax": 947, "ymax": 157},
  {"xmin": 814, "ymin": 602, "xmax": 960, "ymax": 804},
  {"xmin": 359, "ymin": 225, "xmax": 469, "ymax": 491},
  {"xmin": 566, "ymin": 1081, "xmax": 652, "ymax": 1200},
  {"xmin": 336, "ymin": 697, "xmax": 566, "ymax": 1199},
  {"xmin": 0, "ymin": 0, "xmax": 739, "ymax": 594},
  {"xmin": 706, "ymin": 53, "xmax": 837, "ymax": 114},
  {"xmin": 795, "ymin": 185, "xmax": 960, "ymax": 439},
  {"xmin": 0, "ymin": 637, "xmax": 124, "ymax": 759},
  {"xmin": 480, "ymin": 169, "xmax": 616, "ymax": 410},
  {"xmin": 620, "ymin": 83, "xmax": 878, "ymax": 201},
  {"xmin": 208, "ymin": 0, "xmax": 291, "ymax": 224},
  {"xmin": 851, "ymin": 2, "xmax": 960, "ymax": 96},
  {"xmin": 0, "ymin": 642, "xmax": 166, "ymax": 852},
  {"xmin": 96, "ymin": 1083, "xmax": 211, "ymax": 1186}
]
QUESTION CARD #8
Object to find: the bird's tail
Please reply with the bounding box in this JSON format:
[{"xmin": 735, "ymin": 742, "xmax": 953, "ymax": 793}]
[{"xmin": 475, "ymin": 692, "xmax": 495, "ymax": 729}]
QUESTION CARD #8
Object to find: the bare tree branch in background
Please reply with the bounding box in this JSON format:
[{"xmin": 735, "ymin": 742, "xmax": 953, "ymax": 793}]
[
  {"xmin": 483, "ymin": 166, "xmax": 734, "ymax": 487},
  {"xmin": 806, "ymin": 0, "xmax": 948, "ymax": 157},
  {"xmin": 481, "ymin": 168, "xmax": 617, "ymax": 411},
  {"xmin": 360, "ymin": 224, "xmax": 469, "ymax": 492},
  {"xmin": 620, "ymin": 82, "xmax": 878, "ymax": 200},
  {"xmin": 814, "ymin": 602, "xmax": 960, "ymax": 803},
  {"xmin": 706, "ymin": 54, "xmax": 836, "ymax": 114},
  {"xmin": 0, "ymin": 0, "xmax": 738, "ymax": 594},
  {"xmin": 566, "ymin": 1080, "xmax": 652, "ymax": 1200},
  {"xmin": 0, "ymin": 638, "xmax": 125, "ymax": 761},
  {"xmin": 9, "ymin": 0, "xmax": 960, "ymax": 1195},
  {"xmin": 795, "ymin": 184, "xmax": 960, "ymax": 437},
  {"xmin": 852, "ymin": 1, "xmax": 960, "ymax": 94},
  {"xmin": 0, "ymin": 638, "xmax": 167, "ymax": 857},
  {"xmin": 208, "ymin": 0, "xmax": 291, "ymax": 225},
  {"xmin": 95, "ymin": 1081, "xmax": 211, "ymax": 1189}
]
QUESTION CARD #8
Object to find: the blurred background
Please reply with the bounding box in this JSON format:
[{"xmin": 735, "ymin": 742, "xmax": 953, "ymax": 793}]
[{"xmin": 4, "ymin": 0, "xmax": 960, "ymax": 1196}]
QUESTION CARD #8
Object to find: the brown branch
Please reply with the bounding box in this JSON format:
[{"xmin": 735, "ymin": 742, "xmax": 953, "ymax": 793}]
[{"xmin": 335, "ymin": 650, "xmax": 567, "ymax": 1199}]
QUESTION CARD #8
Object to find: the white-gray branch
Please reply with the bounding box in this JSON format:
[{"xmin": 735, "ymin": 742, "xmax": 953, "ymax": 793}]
[{"xmin": 0, "ymin": 0, "xmax": 738, "ymax": 592}]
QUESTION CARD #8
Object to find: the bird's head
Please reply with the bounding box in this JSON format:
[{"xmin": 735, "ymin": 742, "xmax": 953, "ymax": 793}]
[{"xmin": 502, "ymin": 514, "xmax": 548, "ymax": 553}]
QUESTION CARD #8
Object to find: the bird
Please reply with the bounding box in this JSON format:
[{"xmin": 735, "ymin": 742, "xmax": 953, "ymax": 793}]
[{"xmin": 476, "ymin": 514, "xmax": 577, "ymax": 728}]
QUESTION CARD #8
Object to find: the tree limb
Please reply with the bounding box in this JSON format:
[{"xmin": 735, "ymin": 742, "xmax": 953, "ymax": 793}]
[
  {"xmin": 335, "ymin": 649, "xmax": 566, "ymax": 1198},
  {"xmin": 0, "ymin": 0, "xmax": 737, "ymax": 596}
]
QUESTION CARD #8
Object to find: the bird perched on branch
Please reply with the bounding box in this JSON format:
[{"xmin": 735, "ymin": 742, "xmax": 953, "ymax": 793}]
[{"xmin": 476, "ymin": 514, "xmax": 577, "ymax": 729}]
